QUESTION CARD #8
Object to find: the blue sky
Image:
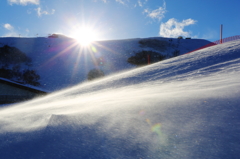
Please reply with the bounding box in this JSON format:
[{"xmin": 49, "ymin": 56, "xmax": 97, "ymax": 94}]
[{"xmin": 0, "ymin": 0, "xmax": 239, "ymax": 42}]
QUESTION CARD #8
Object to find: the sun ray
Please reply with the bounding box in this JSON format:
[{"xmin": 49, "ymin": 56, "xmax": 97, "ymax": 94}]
[{"xmin": 40, "ymin": 40, "xmax": 79, "ymax": 69}]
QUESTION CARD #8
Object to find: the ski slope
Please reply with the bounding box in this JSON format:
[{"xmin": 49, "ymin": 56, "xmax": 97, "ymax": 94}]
[
  {"xmin": 0, "ymin": 37, "xmax": 210, "ymax": 91},
  {"xmin": 0, "ymin": 39, "xmax": 240, "ymax": 158}
]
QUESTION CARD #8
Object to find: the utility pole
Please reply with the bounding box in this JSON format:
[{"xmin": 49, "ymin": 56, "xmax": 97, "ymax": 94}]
[
  {"xmin": 147, "ymin": 55, "xmax": 150, "ymax": 65},
  {"xmin": 220, "ymin": 24, "xmax": 223, "ymax": 44}
]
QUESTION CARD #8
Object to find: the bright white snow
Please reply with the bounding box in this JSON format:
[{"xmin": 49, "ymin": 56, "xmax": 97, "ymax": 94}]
[{"xmin": 0, "ymin": 39, "xmax": 240, "ymax": 158}]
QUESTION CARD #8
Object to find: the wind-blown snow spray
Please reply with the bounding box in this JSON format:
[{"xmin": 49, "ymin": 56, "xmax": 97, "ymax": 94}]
[{"xmin": 0, "ymin": 40, "xmax": 240, "ymax": 158}]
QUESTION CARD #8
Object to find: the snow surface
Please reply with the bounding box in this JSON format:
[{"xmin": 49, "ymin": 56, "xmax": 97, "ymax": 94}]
[
  {"xmin": 0, "ymin": 37, "xmax": 210, "ymax": 91},
  {"xmin": 0, "ymin": 39, "xmax": 239, "ymax": 158}
]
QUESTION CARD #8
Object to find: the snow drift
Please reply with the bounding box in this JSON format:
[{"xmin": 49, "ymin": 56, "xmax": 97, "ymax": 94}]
[{"xmin": 0, "ymin": 40, "xmax": 240, "ymax": 158}]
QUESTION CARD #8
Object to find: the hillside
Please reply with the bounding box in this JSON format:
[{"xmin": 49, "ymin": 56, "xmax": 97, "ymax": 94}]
[
  {"xmin": 0, "ymin": 39, "xmax": 239, "ymax": 158},
  {"xmin": 0, "ymin": 37, "xmax": 210, "ymax": 91}
]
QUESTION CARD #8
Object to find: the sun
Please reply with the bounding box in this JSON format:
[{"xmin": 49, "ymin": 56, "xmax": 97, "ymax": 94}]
[{"xmin": 71, "ymin": 27, "xmax": 98, "ymax": 46}]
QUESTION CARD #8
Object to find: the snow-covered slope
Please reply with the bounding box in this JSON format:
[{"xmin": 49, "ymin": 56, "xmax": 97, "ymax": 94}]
[
  {"xmin": 0, "ymin": 40, "xmax": 239, "ymax": 158},
  {"xmin": 0, "ymin": 37, "xmax": 210, "ymax": 91}
]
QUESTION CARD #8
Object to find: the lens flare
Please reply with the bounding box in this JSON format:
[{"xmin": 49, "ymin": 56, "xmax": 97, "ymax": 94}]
[{"xmin": 151, "ymin": 123, "xmax": 162, "ymax": 136}]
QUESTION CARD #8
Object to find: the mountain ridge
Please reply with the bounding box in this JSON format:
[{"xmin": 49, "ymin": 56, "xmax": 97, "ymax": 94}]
[{"xmin": 0, "ymin": 37, "xmax": 211, "ymax": 91}]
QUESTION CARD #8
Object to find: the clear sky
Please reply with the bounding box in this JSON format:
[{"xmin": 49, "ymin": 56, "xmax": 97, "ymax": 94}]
[{"xmin": 0, "ymin": 0, "xmax": 239, "ymax": 42}]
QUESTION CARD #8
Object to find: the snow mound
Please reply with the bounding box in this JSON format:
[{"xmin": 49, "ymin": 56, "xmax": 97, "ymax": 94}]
[{"xmin": 0, "ymin": 40, "xmax": 240, "ymax": 158}]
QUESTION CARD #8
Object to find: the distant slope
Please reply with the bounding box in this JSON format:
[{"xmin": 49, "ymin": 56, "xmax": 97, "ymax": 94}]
[
  {"xmin": 0, "ymin": 40, "xmax": 239, "ymax": 159},
  {"xmin": 0, "ymin": 37, "xmax": 211, "ymax": 91}
]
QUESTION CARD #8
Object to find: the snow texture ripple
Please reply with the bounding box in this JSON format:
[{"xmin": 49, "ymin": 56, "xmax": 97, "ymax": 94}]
[{"xmin": 0, "ymin": 40, "xmax": 240, "ymax": 158}]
